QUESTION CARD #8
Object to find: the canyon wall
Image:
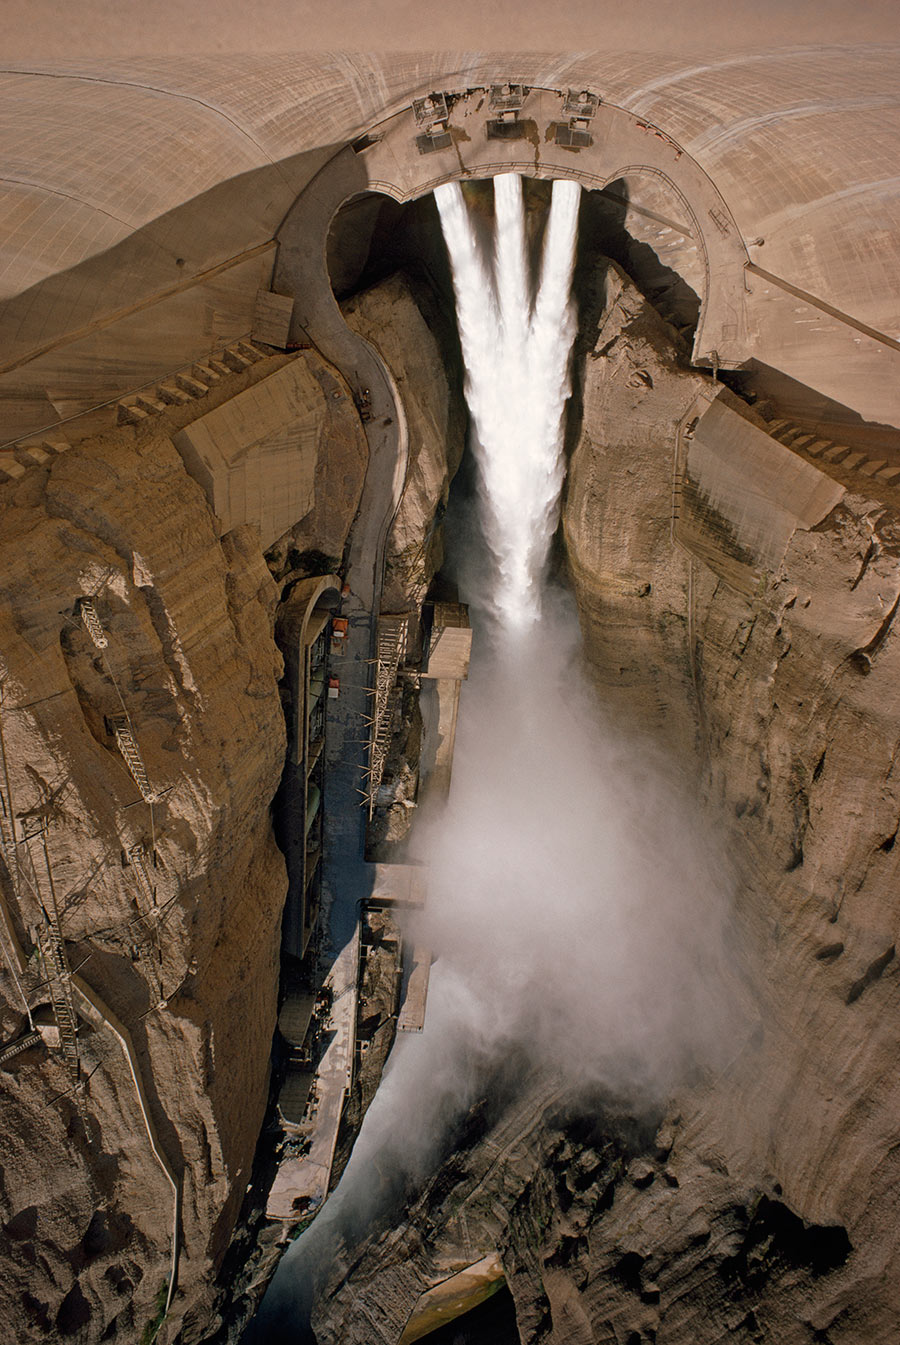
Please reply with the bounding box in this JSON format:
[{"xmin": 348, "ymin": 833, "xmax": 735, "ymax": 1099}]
[
  {"xmin": 342, "ymin": 271, "xmax": 466, "ymax": 614},
  {"xmin": 3, "ymin": 46, "xmax": 900, "ymax": 1345},
  {"xmin": 0, "ymin": 346, "xmax": 368, "ymax": 1343}
]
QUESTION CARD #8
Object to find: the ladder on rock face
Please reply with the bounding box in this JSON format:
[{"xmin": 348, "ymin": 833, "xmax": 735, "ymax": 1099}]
[
  {"xmin": 128, "ymin": 916, "xmax": 165, "ymax": 1005},
  {"xmin": 38, "ymin": 926, "xmax": 80, "ymax": 1074},
  {"xmin": 23, "ymin": 820, "xmax": 82, "ymax": 1081},
  {"xmin": 0, "ymin": 687, "xmax": 19, "ymax": 873},
  {"xmin": 79, "ymin": 598, "xmax": 108, "ymax": 650},
  {"xmin": 0, "ymin": 691, "xmax": 87, "ymax": 1107},
  {"xmin": 0, "ymin": 798, "xmax": 16, "ymax": 873},
  {"xmin": 127, "ymin": 845, "xmax": 166, "ymax": 1002},
  {"xmin": 129, "ymin": 844, "xmax": 157, "ymax": 909},
  {"xmin": 0, "ymin": 1030, "xmax": 42, "ymax": 1065},
  {"xmin": 111, "ymin": 716, "xmax": 155, "ymax": 803}
]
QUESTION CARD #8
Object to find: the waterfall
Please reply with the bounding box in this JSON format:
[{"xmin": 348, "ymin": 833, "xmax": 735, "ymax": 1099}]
[{"xmin": 434, "ymin": 173, "xmax": 581, "ymax": 628}]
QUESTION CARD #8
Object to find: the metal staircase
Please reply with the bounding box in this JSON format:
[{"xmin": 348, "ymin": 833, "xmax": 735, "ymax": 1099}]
[
  {"xmin": 129, "ymin": 844, "xmax": 157, "ymax": 908},
  {"xmin": 38, "ymin": 928, "xmax": 80, "ymax": 1075},
  {"xmin": 127, "ymin": 845, "xmax": 166, "ymax": 1002},
  {"xmin": 0, "ymin": 1030, "xmax": 42, "ymax": 1065}
]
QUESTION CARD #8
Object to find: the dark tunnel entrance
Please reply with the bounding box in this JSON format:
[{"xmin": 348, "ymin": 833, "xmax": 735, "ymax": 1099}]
[{"xmin": 325, "ymin": 176, "xmax": 703, "ymax": 351}]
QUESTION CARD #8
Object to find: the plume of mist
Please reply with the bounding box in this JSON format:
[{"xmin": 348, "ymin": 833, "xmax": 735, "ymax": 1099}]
[
  {"xmin": 257, "ymin": 591, "xmax": 747, "ymax": 1338},
  {"xmin": 420, "ymin": 174, "xmax": 743, "ymax": 1099},
  {"xmin": 411, "ymin": 592, "xmax": 745, "ymax": 1100}
]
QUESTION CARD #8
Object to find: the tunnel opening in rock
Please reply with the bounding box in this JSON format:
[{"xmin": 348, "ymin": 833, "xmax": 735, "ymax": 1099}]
[{"xmin": 408, "ymin": 1281, "xmax": 520, "ymax": 1345}]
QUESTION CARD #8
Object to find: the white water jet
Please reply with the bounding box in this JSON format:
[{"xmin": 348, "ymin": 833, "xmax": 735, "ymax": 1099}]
[{"xmin": 434, "ymin": 173, "xmax": 581, "ymax": 628}]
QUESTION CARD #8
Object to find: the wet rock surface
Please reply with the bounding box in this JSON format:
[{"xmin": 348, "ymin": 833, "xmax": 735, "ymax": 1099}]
[{"xmin": 330, "ymin": 907, "xmax": 402, "ymax": 1189}]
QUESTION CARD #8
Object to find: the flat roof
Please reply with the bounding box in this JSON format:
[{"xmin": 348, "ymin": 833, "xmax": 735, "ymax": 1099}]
[
  {"xmin": 277, "ymin": 993, "xmax": 316, "ymax": 1048},
  {"xmin": 368, "ymin": 863, "xmax": 427, "ymax": 908},
  {"xmin": 398, "ymin": 945, "xmax": 431, "ymax": 1033}
]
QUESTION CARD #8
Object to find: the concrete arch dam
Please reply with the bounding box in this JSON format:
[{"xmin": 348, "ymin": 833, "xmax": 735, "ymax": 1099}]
[{"xmin": 0, "ymin": 49, "xmax": 900, "ymax": 1345}]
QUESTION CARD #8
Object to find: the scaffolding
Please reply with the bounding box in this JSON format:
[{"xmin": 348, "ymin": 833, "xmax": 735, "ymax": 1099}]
[
  {"xmin": 363, "ymin": 615, "xmax": 409, "ymax": 818},
  {"xmin": 412, "ymin": 91, "xmax": 452, "ymax": 154},
  {"xmin": 129, "ymin": 843, "xmax": 157, "ymax": 909},
  {"xmin": 125, "ymin": 844, "xmax": 168, "ymax": 1004},
  {"xmin": 563, "ymin": 89, "xmax": 600, "ymax": 119},
  {"xmin": 486, "ymin": 82, "xmax": 528, "ymax": 140},
  {"xmin": 555, "ymin": 88, "xmax": 600, "ymax": 148},
  {"xmin": 0, "ymin": 698, "xmax": 84, "ymax": 1097},
  {"xmin": 0, "ymin": 622, "xmax": 181, "ymax": 1304},
  {"xmin": 489, "ymin": 83, "xmax": 526, "ymax": 112},
  {"xmin": 0, "ymin": 588, "xmax": 168, "ymax": 1089}
]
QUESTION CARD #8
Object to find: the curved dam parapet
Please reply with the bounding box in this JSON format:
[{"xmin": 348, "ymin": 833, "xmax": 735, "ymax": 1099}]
[{"xmin": 0, "ymin": 49, "xmax": 899, "ymax": 444}]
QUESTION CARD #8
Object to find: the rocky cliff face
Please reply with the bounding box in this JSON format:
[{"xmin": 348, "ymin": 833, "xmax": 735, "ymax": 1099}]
[
  {"xmin": 5, "ymin": 233, "xmax": 897, "ymax": 1344},
  {"xmin": 0, "ymin": 344, "xmax": 372, "ymax": 1342},
  {"xmin": 342, "ymin": 271, "xmax": 466, "ymax": 615},
  {"xmin": 0, "ymin": 427, "xmax": 284, "ymax": 1343},
  {"xmin": 561, "ymin": 261, "xmax": 900, "ymax": 1343},
  {"xmin": 309, "ymin": 265, "xmax": 900, "ymax": 1344}
]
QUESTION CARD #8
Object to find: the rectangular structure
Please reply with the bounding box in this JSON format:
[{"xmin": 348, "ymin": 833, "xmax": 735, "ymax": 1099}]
[
  {"xmin": 172, "ymin": 358, "xmax": 322, "ymax": 548},
  {"xmin": 252, "ymin": 289, "xmax": 295, "ymax": 348},
  {"xmin": 398, "ymin": 945, "xmax": 431, "ymax": 1033},
  {"xmin": 368, "ymin": 863, "xmax": 427, "ymax": 909},
  {"xmin": 675, "ymin": 393, "xmax": 845, "ymax": 594},
  {"xmin": 422, "ymin": 603, "xmax": 472, "ymax": 681}
]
